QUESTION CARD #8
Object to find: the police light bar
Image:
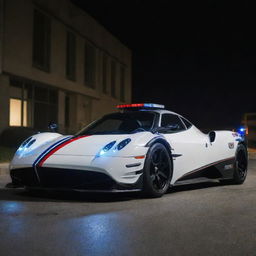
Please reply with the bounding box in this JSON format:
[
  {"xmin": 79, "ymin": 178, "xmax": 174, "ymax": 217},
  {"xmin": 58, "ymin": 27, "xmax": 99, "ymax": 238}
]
[{"xmin": 117, "ymin": 103, "xmax": 165, "ymax": 109}]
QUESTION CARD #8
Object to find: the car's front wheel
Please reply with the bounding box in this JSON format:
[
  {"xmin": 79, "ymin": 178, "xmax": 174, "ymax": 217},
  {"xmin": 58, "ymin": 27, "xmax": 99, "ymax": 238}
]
[{"xmin": 143, "ymin": 143, "xmax": 172, "ymax": 197}]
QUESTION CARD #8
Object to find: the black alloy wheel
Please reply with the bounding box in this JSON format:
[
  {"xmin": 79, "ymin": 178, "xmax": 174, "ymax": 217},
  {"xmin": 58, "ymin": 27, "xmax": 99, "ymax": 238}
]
[
  {"xmin": 143, "ymin": 143, "xmax": 172, "ymax": 197},
  {"xmin": 233, "ymin": 144, "xmax": 248, "ymax": 184}
]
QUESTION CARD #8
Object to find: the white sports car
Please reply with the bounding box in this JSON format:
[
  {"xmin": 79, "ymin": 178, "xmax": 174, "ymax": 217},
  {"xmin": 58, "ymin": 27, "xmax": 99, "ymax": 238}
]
[{"xmin": 10, "ymin": 103, "xmax": 248, "ymax": 197}]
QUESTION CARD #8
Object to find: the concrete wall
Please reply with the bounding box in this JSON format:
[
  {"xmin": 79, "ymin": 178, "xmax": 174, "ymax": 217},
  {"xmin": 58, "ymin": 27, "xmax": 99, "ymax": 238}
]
[
  {"xmin": 0, "ymin": 0, "xmax": 4, "ymax": 74},
  {"xmin": 3, "ymin": 0, "xmax": 132, "ymax": 97},
  {"xmin": 0, "ymin": 0, "xmax": 132, "ymax": 134}
]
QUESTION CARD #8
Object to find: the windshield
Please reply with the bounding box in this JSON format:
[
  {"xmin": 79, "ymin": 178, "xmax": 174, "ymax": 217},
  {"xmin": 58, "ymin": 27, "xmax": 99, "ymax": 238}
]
[{"xmin": 76, "ymin": 112, "xmax": 156, "ymax": 135}]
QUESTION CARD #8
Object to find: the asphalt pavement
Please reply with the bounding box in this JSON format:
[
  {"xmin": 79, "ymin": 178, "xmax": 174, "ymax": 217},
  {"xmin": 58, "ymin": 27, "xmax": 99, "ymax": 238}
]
[{"xmin": 0, "ymin": 161, "xmax": 256, "ymax": 256}]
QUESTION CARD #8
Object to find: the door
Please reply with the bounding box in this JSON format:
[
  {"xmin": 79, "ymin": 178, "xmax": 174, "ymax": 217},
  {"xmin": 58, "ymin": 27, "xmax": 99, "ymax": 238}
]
[{"xmin": 159, "ymin": 114, "xmax": 210, "ymax": 183}]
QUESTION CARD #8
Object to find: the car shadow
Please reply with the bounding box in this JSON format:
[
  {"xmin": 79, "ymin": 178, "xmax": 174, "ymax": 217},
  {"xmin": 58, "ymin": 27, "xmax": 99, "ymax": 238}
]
[
  {"xmin": 0, "ymin": 187, "xmax": 142, "ymax": 203},
  {"xmin": 0, "ymin": 180, "xmax": 225, "ymax": 203}
]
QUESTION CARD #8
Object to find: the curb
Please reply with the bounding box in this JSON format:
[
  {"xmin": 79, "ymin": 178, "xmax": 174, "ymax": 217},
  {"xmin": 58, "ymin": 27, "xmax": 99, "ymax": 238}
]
[
  {"xmin": 249, "ymin": 152, "xmax": 256, "ymax": 160},
  {"xmin": 0, "ymin": 163, "xmax": 9, "ymax": 175}
]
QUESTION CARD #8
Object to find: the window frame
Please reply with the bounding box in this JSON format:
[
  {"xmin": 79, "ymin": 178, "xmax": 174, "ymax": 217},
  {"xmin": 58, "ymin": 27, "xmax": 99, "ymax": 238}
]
[
  {"xmin": 180, "ymin": 116, "xmax": 193, "ymax": 130},
  {"xmin": 160, "ymin": 113, "xmax": 187, "ymax": 133}
]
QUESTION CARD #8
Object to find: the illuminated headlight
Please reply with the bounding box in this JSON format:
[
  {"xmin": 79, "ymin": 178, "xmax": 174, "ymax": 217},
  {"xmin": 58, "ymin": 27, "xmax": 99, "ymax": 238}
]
[
  {"xmin": 17, "ymin": 137, "xmax": 36, "ymax": 153},
  {"xmin": 116, "ymin": 138, "xmax": 131, "ymax": 150},
  {"xmin": 97, "ymin": 141, "xmax": 116, "ymax": 157},
  {"xmin": 20, "ymin": 137, "xmax": 32, "ymax": 148}
]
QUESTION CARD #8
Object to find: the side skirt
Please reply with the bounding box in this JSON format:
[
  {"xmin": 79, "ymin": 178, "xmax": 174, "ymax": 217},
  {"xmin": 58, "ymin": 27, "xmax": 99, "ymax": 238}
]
[{"xmin": 174, "ymin": 157, "xmax": 235, "ymax": 185}]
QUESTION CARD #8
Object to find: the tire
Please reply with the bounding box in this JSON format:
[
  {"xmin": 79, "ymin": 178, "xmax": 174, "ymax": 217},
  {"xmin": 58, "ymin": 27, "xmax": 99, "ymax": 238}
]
[
  {"xmin": 232, "ymin": 144, "xmax": 248, "ymax": 184},
  {"xmin": 143, "ymin": 143, "xmax": 172, "ymax": 197},
  {"xmin": 221, "ymin": 144, "xmax": 248, "ymax": 185}
]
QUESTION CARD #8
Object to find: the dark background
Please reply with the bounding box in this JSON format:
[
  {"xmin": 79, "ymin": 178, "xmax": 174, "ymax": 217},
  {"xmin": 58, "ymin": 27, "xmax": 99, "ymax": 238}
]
[{"xmin": 72, "ymin": 0, "xmax": 256, "ymax": 129}]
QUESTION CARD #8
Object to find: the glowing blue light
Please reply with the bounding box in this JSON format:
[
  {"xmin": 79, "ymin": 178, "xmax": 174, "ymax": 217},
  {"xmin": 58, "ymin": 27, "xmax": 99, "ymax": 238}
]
[
  {"xmin": 143, "ymin": 103, "xmax": 165, "ymax": 109},
  {"xmin": 237, "ymin": 126, "xmax": 246, "ymax": 136},
  {"xmin": 96, "ymin": 141, "xmax": 116, "ymax": 157},
  {"xmin": 16, "ymin": 137, "xmax": 36, "ymax": 156}
]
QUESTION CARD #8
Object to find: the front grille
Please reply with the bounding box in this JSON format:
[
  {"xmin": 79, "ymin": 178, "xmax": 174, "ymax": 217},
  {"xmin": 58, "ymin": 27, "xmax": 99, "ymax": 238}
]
[{"xmin": 10, "ymin": 167, "xmax": 115, "ymax": 190}]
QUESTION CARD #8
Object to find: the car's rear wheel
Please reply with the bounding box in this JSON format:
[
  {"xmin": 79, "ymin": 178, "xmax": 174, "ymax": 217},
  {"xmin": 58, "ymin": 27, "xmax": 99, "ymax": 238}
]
[
  {"xmin": 220, "ymin": 144, "xmax": 248, "ymax": 185},
  {"xmin": 143, "ymin": 143, "xmax": 172, "ymax": 197},
  {"xmin": 232, "ymin": 144, "xmax": 248, "ymax": 184}
]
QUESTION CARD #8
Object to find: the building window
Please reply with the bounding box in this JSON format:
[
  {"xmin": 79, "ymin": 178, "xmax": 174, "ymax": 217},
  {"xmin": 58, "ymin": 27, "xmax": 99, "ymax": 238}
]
[
  {"xmin": 66, "ymin": 31, "xmax": 76, "ymax": 81},
  {"xmin": 33, "ymin": 9, "xmax": 51, "ymax": 72},
  {"xmin": 84, "ymin": 43, "xmax": 96, "ymax": 88},
  {"xmin": 102, "ymin": 54, "xmax": 108, "ymax": 94},
  {"xmin": 34, "ymin": 86, "xmax": 58, "ymax": 130},
  {"xmin": 120, "ymin": 66, "xmax": 125, "ymax": 101},
  {"xmin": 9, "ymin": 77, "xmax": 58, "ymax": 130},
  {"xmin": 9, "ymin": 99, "xmax": 28, "ymax": 127},
  {"xmin": 111, "ymin": 60, "xmax": 116, "ymax": 97}
]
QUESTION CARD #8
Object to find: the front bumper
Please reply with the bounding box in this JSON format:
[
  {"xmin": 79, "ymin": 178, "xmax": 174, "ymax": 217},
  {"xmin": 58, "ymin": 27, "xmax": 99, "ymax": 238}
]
[{"xmin": 10, "ymin": 167, "xmax": 143, "ymax": 192}]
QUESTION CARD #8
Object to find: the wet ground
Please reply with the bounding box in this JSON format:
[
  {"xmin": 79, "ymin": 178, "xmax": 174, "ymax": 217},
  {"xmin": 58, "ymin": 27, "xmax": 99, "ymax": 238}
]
[{"xmin": 0, "ymin": 160, "xmax": 256, "ymax": 256}]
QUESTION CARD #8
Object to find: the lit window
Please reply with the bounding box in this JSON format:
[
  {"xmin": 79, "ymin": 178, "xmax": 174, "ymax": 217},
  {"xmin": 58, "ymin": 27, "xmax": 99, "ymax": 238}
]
[
  {"xmin": 9, "ymin": 98, "xmax": 28, "ymax": 127},
  {"xmin": 23, "ymin": 101, "xmax": 28, "ymax": 127}
]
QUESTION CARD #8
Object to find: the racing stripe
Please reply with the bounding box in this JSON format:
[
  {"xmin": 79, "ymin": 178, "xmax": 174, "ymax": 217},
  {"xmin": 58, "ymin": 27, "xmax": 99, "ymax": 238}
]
[
  {"xmin": 37, "ymin": 135, "xmax": 90, "ymax": 167},
  {"xmin": 33, "ymin": 136, "xmax": 71, "ymax": 167}
]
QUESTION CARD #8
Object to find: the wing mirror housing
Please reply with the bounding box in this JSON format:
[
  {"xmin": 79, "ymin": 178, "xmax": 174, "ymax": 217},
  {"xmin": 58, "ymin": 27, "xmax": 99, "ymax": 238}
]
[{"xmin": 48, "ymin": 122, "xmax": 58, "ymax": 132}]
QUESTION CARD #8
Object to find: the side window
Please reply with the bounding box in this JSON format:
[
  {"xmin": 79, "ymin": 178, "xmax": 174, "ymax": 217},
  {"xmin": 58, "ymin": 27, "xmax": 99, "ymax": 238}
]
[
  {"xmin": 181, "ymin": 117, "xmax": 192, "ymax": 129},
  {"xmin": 161, "ymin": 114, "xmax": 186, "ymax": 132}
]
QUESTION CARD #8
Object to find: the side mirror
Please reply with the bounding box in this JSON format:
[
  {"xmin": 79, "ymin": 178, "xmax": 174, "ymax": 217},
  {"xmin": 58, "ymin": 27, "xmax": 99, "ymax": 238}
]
[
  {"xmin": 48, "ymin": 122, "xmax": 58, "ymax": 132},
  {"xmin": 209, "ymin": 131, "xmax": 216, "ymax": 143}
]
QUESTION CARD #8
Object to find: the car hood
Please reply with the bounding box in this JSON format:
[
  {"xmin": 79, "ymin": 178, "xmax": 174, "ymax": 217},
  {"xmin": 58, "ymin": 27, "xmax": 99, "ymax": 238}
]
[
  {"xmin": 14, "ymin": 132, "xmax": 156, "ymax": 158},
  {"xmin": 52, "ymin": 133, "xmax": 149, "ymax": 156}
]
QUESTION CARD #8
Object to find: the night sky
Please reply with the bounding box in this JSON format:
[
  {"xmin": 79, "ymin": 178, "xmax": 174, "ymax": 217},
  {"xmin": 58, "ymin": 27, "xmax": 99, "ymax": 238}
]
[{"xmin": 72, "ymin": 0, "xmax": 256, "ymax": 130}]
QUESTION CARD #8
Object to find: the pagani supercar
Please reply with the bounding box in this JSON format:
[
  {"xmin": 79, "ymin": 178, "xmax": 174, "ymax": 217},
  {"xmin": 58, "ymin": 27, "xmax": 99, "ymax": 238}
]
[{"xmin": 10, "ymin": 103, "xmax": 248, "ymax": 197}]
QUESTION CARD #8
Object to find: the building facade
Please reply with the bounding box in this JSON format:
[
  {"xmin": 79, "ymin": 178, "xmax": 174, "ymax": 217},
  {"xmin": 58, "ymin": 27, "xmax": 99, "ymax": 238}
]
[{"xmin": 0, "ymin": 0, "xmax": 131, "ymax": 135}]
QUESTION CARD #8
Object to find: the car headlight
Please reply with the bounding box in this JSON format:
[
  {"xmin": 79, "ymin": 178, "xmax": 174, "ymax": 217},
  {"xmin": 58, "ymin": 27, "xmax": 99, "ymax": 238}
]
[
  {"xmin": 20, "ymin": 137, "xmax": 32, "ymax": 148},
  {"xmin": 17, "ymin": 137, "xmax": 36, "ymax": 154},
  {"xmin": 116, "ymin": 138, "xmax": 131, "ymax": 150},
  {"xmin": 97, "ymin": 141, "xmax": 116, "ymax": 156}
]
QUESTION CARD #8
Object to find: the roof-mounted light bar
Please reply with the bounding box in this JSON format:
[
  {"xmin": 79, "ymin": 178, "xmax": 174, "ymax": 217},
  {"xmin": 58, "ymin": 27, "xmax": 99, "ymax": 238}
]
[{"xmin": 116, "ymin": 103, "xmax": 165, "ymax": 109}]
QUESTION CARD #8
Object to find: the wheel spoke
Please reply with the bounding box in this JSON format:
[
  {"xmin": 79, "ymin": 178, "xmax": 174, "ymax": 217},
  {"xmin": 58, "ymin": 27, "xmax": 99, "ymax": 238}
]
[
  {"xmin": 156, "ymin": 175, "xmax": 161, "ymax": 188},
  {"xmin": 158, "ymin": 171, "xmax": 167, "ymax": 179},
  {"xmin": 149, "ymin": 146, "xmax": 171, "ymax": 191},
  {"xmin": 236, "ymin": 150, "xmax": 247, "ymax": 179},
  {"xmin": 150, "ymin": 174, "xmax": 156, "ymax": 182}
]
